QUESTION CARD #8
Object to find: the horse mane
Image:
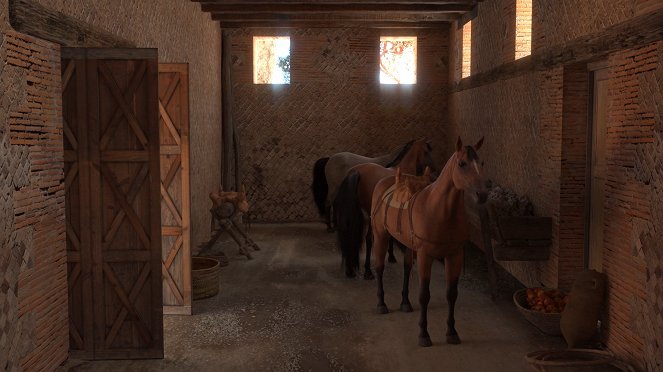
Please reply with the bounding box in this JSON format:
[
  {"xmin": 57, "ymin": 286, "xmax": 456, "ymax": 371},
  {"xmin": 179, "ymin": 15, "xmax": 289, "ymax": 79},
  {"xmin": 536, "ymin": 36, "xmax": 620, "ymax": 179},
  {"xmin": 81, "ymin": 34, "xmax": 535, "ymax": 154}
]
[{"xmin": 384, "ymin": 140, "xmax": 415, "ymax": 168}]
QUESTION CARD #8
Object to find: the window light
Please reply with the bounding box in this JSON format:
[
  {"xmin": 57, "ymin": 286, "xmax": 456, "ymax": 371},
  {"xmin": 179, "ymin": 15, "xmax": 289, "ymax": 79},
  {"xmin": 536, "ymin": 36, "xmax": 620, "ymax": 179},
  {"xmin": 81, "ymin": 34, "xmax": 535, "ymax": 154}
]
[
  {"xmin": 379, "ymin": 36, "xmax": 417, "ymax": 84},
  {"xmin": 253, "ymin": 36, "xmax": 290, "ymax": 84}
]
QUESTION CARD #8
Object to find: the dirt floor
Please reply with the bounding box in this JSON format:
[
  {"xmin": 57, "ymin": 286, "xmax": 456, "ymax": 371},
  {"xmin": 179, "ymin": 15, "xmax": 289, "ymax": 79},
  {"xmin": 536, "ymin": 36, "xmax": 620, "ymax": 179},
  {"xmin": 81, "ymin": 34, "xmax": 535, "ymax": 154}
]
[{"xmin": 61, "ymin": 223, "xmax": 564, "ymax": 372}]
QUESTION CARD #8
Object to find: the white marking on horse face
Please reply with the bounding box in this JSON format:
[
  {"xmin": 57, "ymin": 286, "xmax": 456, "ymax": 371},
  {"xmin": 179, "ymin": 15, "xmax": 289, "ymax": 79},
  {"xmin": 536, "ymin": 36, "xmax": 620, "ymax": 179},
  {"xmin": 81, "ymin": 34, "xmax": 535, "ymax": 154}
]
[{"xmin": 473, "ymin": 160, "xmax": 480, "ymax": 175}]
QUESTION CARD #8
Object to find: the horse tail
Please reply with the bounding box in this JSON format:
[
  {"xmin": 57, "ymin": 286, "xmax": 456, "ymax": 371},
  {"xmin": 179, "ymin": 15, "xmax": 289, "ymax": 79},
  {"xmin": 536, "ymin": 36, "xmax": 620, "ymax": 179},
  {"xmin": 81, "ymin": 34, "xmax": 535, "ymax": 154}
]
[
  {"xmin": 333, "ymin": 170, "xmax": 364, "ymax": 277},
  {"xmin": 312, "ymin": 157, "xmax": 330, "ymax": 216}
]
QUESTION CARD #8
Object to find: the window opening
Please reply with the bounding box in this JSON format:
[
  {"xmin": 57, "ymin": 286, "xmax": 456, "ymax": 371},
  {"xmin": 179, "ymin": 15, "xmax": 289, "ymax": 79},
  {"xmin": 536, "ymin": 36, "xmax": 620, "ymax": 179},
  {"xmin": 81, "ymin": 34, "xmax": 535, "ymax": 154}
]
[
  {"xmin": 379, "ymin": 36, "xmax": 417, "ymax": 84},
  {"xmin": 253, "ymin": 36, "xmax": 290, "ymax": 84}
]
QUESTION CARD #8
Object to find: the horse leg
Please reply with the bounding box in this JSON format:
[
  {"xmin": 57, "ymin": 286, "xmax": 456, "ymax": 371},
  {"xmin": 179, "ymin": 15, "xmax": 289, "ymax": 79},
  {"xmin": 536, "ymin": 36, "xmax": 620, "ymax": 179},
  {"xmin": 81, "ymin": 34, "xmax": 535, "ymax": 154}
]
[
  {"xmin": 325, "ymin": 204, "xmax": 334, "ymax": 233},
  {"xmin": 417, "ymin": 255, "xmax": 434, "ymax": 347},
  {"xmin": 387, "ymin": 239, "xmax": 397, "ymax": 263},
  {"xmin": 374, "ymin": 231, "xmax": 389, "ymax": 314},
  {"xmin": 445, "ymin": 250, "xmax": 464, "ymax": 345},
  {"xmin": 363, "ymin": 220, "xmax": 375, "ymax": 280},
  {"xmin": 400, "ymin": 247, "xmax": 413, "ymax": 312}
]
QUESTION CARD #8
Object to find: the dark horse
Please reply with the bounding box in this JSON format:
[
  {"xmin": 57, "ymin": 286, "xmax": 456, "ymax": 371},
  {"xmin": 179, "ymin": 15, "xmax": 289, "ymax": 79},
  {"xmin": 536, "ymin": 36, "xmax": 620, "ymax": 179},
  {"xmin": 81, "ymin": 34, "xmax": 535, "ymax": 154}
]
[
  {"xmin": 333, "ymin": 138, "xmax": 435, "ymax": 279},
  {"xmin": 312, "ymin": 141, "xmax": 414, "ymax": 232},
  {"xmin": 371, "ymin": 137, "xmax": 491, "ymax": 347}
]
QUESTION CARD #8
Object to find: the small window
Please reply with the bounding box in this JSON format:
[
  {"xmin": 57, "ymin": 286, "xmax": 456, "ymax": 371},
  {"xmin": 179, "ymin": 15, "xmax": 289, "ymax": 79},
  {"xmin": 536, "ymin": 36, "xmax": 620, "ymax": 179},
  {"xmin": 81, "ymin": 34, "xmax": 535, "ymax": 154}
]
[
  {"xmin": 515, "ymin": 0, "xmax": 532, "ymax": 59},
  {"xmin": 462, "ymin": 21, "xmax": 472, "ymax": 78},
  {"xmin": 379, "ymin": 36, "xmax": 417, "ymax": 84},
  {"xmin": 253, "ymin": 36, "xmax": 290, "ymax": 84}
]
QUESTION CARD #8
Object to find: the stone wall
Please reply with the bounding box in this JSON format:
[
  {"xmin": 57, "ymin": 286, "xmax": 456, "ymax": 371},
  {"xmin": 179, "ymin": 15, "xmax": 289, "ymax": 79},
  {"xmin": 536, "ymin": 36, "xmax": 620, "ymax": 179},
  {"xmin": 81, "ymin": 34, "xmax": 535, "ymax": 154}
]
[
  {"xmin": 449, "ymin": 0, "xmax": 661, "ymax": 368},
  {"xmin": 0, "ymin": 27, "xmax": 68, "ymax": 371},
  {"xmin": 1, "ymin": 0, "xmax": 222, "ymax": 369},
  {"xmin": 29, "ymin": 0, "xmax": 223, "ymax": 248},
  {"xmin": 228, "ymin": 27, "xmax": 450, "ymax": 222}
]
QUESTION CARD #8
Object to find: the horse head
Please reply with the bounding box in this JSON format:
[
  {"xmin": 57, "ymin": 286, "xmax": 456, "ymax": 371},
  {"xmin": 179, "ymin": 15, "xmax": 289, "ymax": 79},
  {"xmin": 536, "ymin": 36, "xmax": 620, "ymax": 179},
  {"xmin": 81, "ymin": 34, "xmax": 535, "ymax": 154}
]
[
  {"xmin": 451, "ymin": 137, "xmax": 492, "ymax": 204},
  {"xmin": 401, "ymin": 137, "xmax": 436, "ymax": 177}
]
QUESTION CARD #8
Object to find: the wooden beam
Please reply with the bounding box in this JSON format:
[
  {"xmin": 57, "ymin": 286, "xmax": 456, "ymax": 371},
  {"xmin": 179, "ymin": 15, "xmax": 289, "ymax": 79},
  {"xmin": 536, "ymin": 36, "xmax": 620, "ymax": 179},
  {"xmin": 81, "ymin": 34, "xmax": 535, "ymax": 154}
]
[
  {"xmin": 194, "ymin": 0, "xmax": 476, "ymax": 4},
  {"xmin": 218, "ymin": 20, "xmax": 451, "ymax": 28},
  {"xmin": 452, "ymin": 8, "xmax": 663, "ymax": 92},
  {"xmin": 201, "ymin": 2, "xmax": 473, "ymax": 13},
  {"xmin": 9, "ymin": 0, "xmax": 134, "ymax": 48},
  {"xmin": 211, "ymin": 11, "xmax": 459, "ymax": 22}
]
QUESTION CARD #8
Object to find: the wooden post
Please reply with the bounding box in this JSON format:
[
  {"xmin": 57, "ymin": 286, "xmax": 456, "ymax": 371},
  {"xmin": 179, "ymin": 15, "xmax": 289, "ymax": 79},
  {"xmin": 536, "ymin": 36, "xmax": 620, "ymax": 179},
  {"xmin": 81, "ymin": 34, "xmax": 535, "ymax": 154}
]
[
  {"xmin": 478, "ymin": 205, "xmax": 498, "ymax": 301},
  {"xmin": 221, "ymin": 30, "xmax": 235, "ymax": 191}
]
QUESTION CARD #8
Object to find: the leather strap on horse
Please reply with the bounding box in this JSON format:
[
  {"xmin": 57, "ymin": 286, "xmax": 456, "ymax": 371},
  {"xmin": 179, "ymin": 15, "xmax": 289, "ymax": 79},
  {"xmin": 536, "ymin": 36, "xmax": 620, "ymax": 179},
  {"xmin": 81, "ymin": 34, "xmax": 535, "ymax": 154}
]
[{"xmin": 407, "ymin": 191, "xmax": 447, "ymax": 246}]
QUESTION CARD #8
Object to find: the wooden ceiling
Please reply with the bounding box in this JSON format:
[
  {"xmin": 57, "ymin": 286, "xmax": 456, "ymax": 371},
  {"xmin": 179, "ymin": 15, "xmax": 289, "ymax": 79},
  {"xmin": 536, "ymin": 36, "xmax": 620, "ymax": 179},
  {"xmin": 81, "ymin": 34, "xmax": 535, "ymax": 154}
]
[{"xmin": 191, "ymin": 1, "xmax": 482, "ymax": 28}]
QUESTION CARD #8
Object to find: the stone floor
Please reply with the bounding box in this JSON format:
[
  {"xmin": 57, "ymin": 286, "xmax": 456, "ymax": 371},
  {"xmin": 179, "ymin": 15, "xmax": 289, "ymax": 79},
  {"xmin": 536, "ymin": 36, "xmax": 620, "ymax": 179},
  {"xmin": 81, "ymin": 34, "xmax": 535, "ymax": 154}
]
[{"xmin": 61, "ymin": 223, "xmax": 564, "ymax": 372}]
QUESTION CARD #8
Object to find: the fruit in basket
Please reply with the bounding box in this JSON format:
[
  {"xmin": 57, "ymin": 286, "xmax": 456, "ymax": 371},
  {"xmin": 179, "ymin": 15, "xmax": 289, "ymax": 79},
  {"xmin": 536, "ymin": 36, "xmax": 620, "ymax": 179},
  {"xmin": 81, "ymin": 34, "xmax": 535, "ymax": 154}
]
[{"xmin": 525, "ymin": 288, "xmax": 568, "ymax": 313}]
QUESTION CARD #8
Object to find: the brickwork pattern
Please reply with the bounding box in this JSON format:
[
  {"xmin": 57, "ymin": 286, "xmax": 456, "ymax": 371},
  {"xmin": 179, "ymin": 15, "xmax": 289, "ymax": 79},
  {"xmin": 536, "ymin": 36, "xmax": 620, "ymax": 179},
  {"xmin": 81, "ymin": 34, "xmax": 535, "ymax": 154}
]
[
  {"xmin": 228, "ymin": 28, "xmax": 450, "ymax": 222},
  {"xmin": 602, "ymin": 42, "xmax": 660, "ymax": 370},
  {"xmin": 32, "ymin": 0, "xmax": 223, "ymax": 248},
  {"xmin": 450, "ymin": 0, "xmax": 662, "ymax": 367},
  {"xmin": 0, "ymin": 30, "xmax": 68, "ymax": 372},
  {"xmin": 532, "ymin": 0, "xmax": 636, "ymax": 52}
]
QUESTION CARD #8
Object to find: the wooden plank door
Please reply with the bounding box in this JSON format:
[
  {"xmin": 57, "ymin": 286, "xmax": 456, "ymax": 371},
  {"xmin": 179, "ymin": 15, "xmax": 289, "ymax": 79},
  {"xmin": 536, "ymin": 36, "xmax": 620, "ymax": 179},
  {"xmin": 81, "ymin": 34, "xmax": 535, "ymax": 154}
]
[
  {"xmin": 63, "ymin": 48, "xmax": 163, "ymax": 359},
  {"xmin": 158, "ymin": 64, "xmax": 191, "ymax": 315},
  {"xmin": 587, "ymin": 64, "xmax": 609, "ymax": 272}
]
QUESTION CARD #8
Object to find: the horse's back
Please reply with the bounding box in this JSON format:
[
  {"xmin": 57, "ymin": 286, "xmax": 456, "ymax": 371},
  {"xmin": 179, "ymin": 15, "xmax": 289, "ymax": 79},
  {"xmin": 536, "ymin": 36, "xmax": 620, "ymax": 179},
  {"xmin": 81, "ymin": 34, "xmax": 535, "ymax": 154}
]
[{"xmin": 326, "ymin": 153, "xmax": 380, "ymax": 201}]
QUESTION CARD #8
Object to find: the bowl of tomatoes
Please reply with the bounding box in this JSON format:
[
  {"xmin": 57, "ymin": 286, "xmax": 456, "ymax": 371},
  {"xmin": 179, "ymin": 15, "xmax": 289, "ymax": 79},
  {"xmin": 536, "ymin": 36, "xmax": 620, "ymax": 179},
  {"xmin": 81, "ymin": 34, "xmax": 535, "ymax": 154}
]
[{"xmin": 513, "ymin": 287, "xmax": 568, "ymax": 336}]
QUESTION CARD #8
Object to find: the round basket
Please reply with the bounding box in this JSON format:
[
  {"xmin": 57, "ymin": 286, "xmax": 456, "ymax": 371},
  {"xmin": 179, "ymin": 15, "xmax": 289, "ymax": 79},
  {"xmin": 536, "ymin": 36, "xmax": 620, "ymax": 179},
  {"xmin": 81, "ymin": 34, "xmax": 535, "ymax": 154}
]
[
  {"xmin": 192, "ymin": 257, "xmax": 220, "ymax": 300},
  {"xmin": 526, "ymin": 349, "xmax": 636, "ymax": 372},
  {"xmin": 513, "ymin": 288, "xmax": 562, "ymax": 336}
]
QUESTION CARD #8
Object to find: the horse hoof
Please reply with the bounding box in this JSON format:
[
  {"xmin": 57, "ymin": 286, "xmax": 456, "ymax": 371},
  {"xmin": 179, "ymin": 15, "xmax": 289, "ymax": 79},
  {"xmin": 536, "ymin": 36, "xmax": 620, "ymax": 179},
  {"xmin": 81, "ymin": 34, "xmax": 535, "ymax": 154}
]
[
  {"xmin": 388, "ymin": 256, "xmax": 397, "ymax": 264},
  {"xmin": 446, "ymin": 334, "xmax": 461, "ymax": 345},
  {"xmin": 377, "ymin": 304, "xmax": 389, "ymax": 314},
  {"xmin": 418, "ymin": 337, "xmax": 432, "ymax": 347},
  {"xmin": 363, "ymin": 271, "xmax": 375, "ymax": 280},
  {"xmin": 400, "ymin": 303, "xmax": 413, "ymax": 313}
]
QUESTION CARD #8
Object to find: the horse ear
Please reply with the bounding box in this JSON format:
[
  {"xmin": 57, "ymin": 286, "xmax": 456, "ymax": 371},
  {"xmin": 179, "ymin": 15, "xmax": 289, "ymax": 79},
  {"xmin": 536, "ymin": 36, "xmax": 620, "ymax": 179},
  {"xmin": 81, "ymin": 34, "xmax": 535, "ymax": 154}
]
[
  {"xmin": 475, "ymin": 137, "xmax": 484, "ymax": 151},
  {"xmin": 423, "ymin": 166, "xmax": 430, "ymax": 177},
  {"xmin": 456, "ymin": 136, "xmax": 463, "ymax": 152},
  {"xmin": 241, "ymin": 184, "xmax": 246, "ymax": 194},
  {"xmin": 396, "ymin": 167, "xmax": 401, "ymax": 183}
]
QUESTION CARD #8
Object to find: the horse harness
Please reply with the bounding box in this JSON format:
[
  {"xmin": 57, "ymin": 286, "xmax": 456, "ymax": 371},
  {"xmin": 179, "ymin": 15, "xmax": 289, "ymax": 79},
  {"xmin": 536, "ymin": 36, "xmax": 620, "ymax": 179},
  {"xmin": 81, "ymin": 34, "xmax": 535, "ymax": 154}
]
[{"xmin": 373, "ymin": 184, "xmax": 445, "ymax": 248}]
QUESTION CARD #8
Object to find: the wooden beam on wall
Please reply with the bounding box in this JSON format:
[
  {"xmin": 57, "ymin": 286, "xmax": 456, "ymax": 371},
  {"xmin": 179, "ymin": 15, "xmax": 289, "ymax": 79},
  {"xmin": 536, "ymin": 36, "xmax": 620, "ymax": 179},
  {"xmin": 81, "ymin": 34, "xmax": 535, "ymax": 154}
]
[
  {"xmin": 452, "ymin": 8, "xmax": 663, "ymax": 92},
  {"xmin": 8, "ymin": 0, "xmax": 134, "ymax": 48}
]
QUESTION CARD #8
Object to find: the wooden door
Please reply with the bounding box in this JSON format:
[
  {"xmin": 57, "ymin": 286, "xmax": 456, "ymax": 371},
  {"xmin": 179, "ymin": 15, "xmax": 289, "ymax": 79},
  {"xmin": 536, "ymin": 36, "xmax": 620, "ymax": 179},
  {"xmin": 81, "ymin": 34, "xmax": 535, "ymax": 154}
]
[
  {"xmin": 158, "ymin": 64, "xmax": 191, "ymax": 315},
  {"xmin": 63, "ymin": 48, "xmax": 163, "ymax": 359},
  {"xmin": 587, "ymin": 64, "xmax": 609, "ymax": 272}
]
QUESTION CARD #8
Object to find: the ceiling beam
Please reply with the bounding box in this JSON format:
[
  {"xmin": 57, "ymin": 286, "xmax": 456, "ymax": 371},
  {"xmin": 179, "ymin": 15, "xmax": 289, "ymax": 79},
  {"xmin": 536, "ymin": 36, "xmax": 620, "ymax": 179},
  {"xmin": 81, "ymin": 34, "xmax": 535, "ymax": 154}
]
[
  {"xmin": 217, "ymin": 20, "xmax": 450, "ymax": 28},
  {"xmin": 200, "ymin": 3, "xmax": 473, "ymax": 13},
  {"xmin": 194, "ymin": 0, "xmax": 476, "ymax": 4},
  {"xmin": 211, "ymin": 11, "xmax": 459, "ymax": 22}
]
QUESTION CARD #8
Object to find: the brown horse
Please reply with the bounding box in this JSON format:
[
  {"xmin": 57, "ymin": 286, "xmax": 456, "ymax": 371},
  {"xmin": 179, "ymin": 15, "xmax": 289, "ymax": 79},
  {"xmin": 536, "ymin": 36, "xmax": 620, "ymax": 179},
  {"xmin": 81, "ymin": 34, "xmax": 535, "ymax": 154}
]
[
  {"xmin": 334, "ymin": 138, "xmax": 435, "ymax": 279},
  {"xmin": 371, "ymin": 137, "xmax": 491, "ymax": 347}
]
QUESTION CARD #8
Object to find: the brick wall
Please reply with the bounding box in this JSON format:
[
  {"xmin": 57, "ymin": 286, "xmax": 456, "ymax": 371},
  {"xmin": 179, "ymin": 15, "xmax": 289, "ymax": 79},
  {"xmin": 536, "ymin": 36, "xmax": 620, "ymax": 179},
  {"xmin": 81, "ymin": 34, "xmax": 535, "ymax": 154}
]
[
  {"xmin": 450, "ymin": 0, "xmax": 661, "ymax": 368},
  {"xmin": 1, "ymin": 0, "xmax": 222, "ymax": 369},
  {"xmin": 30, "ymin": 0, "xmax": 223, "ymax": 248},
  {"xmin": 228, "ymin": 27, "xmax": 450, "ymax": 222},
  {"xmin": 0, "ymin": 28, "xmax": 68, "ymax": 371}
]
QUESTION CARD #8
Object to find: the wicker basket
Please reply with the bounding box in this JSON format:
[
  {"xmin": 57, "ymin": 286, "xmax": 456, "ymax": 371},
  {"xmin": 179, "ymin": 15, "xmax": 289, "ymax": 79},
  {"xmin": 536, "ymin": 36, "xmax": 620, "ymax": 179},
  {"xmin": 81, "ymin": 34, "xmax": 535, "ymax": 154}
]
[
  {"xmin": 513, "ymin": 288, "xmax": 562, "ymax": 336},
  {"xmin": 192, "ymin": 257, "xmax": 220, "ymax": 300},
  {"xmin": 526, "ymin": 349, "xmax": 636, "ymax": 372}
]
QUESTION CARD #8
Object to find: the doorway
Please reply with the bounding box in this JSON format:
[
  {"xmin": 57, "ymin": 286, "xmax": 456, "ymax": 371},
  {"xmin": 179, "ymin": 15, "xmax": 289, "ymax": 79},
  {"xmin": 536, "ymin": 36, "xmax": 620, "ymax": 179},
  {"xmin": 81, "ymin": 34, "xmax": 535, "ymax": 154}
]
[{"xmin": 586, "ymin": 62, "xmax": 609, "ymax": 272}]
